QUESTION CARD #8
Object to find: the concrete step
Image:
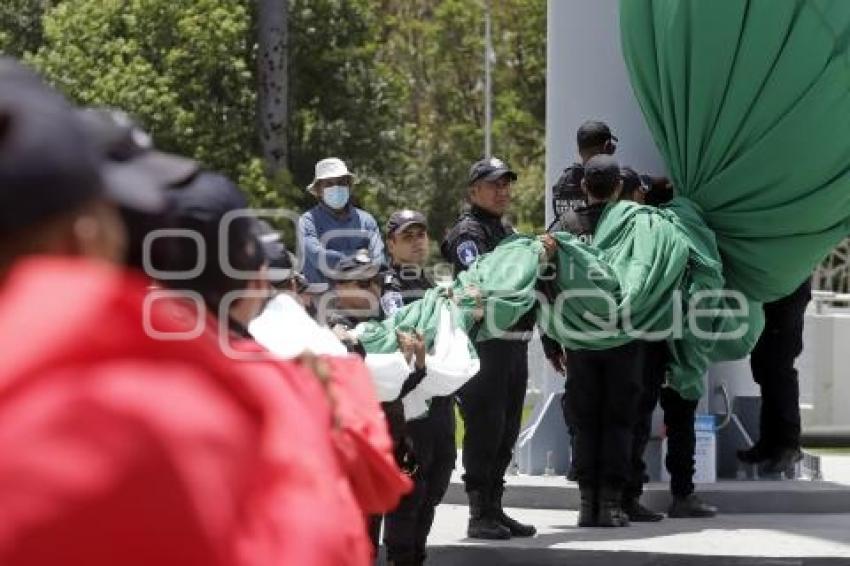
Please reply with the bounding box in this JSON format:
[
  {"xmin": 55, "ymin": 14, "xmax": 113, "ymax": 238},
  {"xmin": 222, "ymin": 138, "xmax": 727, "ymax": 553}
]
[{"xmin": 442, "ymin": 477, "xmax": 850, "ymax": 514}]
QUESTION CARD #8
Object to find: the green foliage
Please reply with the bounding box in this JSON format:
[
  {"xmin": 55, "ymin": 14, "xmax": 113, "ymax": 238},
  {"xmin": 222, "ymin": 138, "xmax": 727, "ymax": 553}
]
[
  {"xmin": 372, "ymin": 0, "xmax": 547, "ymax": 237},
  {"xmin": 8, "ymin": 0, "xmax": 546, "ymax": 242},
  {"xmin": 0, "ymin": 0, "xmax": 53, "ymax": 57},
  {"xmin": 287, "ymin": 0, "xmax": 411, "ymax": 217},
  {"xmin": 29, "ymin": 0, "xmax": 271, "ymax": 198}
]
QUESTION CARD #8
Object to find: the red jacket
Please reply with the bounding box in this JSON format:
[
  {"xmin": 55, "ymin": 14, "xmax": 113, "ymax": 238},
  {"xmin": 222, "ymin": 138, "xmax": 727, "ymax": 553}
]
[{"xmin": 0, "ymin": 257, "xmax": 390, "ymax": 565}]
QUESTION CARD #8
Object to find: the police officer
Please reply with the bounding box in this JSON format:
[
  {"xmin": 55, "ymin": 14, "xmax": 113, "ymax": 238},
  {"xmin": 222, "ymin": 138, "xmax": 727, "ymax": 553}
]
[
  {"xmin": 324, "ymin": 250, "xmax": 427, "ymax": 559},
  {"xmin": 440, "ymin": 157, "xmax": 536, "ymax": 540},
  {"xmin": 550, "ymin": 120, "xmax": 618, "ymax": 227},
  {"xmin": 618, "ymin": 168, "xmax": 718, "ymax": 520},
  {"xmin": 738, "ymin": 278, "xmax": 812, "ymax": 475},
  {"xmin": 548, "ymin": 155, "xmax": 646, "ymax": 527},
  {"xmin": 379, "ymin": 209, "xmax": 456, "ymax": 566}
]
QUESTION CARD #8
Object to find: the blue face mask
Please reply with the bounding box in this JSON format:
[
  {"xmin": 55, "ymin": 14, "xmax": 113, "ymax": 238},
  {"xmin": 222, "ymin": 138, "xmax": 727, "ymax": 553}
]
[{"xmin": 322, "ymin": 185, "xmax": 350, "ymax": 210}]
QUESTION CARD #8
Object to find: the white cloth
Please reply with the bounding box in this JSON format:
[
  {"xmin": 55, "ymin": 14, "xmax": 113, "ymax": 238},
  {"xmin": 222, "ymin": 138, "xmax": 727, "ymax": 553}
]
[{"xmin": 249, "ymin": 293, "xmax": 347, "ymax": 358}]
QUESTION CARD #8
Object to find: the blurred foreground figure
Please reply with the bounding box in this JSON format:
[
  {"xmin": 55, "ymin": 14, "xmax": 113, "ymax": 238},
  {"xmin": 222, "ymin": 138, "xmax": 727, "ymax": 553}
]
[{"xmin": 0, "ymin": 58, "xmax": 388, "ymax": 566}]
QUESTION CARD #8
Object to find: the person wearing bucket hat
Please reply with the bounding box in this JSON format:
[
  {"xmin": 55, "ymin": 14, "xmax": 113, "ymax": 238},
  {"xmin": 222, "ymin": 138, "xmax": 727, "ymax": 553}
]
[{"xmin": 297, "ymin": 157, "xmax": 385, "ymax": 286}]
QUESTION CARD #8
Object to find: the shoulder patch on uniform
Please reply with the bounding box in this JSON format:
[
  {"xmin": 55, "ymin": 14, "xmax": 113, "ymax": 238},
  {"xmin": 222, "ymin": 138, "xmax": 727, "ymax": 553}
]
[
  {"xmin": 380, "ymin": 291, "xmax": 405, "ymax": 316},
  {"xmin": 456, "ymin": 240, "xmax": 480, "ymax": 267}
]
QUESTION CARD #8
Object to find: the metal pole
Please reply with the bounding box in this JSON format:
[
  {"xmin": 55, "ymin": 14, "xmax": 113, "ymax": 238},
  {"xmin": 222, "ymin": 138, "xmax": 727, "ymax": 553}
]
[{"xmin": 484, "ymin": 0, "xmax": 492, "ymax": 158}]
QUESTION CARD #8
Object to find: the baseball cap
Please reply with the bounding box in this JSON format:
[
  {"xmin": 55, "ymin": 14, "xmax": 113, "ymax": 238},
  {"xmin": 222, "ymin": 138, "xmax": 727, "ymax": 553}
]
[
  {"xmin": 386, "ymin": 209, "xmax": 427, "ymax": 237},
  {"xmin": 467, "ymin": 156, "xmax": 518, "ymax": 186},
  {"xmin": 576, "ymin": 120, "xmax": 618, "ymax": 151},
  {"xmin": 583, "ymin": 155, "xmax": 622, "ymax": 191},
  {"xmin": 254, "ymin": 219, "xmax": 312, "ymax": 293},
  {"xmin": 0, "ymin": 59, "xmax": 104, "ymax": 233},
  {"xmin": 255, "ymin": 220, "xmax": 291, "ymax": 270},
  {"xmin": 167, "ymin": 171, "xmax": 265, "ymax": 274},
  {"xmin": 76, "ymin": 107, "xmax": 199, "ymax": 213},
  {"xmin": 307, "ymin": 157, "xmax": 356, "ymax": 193}
]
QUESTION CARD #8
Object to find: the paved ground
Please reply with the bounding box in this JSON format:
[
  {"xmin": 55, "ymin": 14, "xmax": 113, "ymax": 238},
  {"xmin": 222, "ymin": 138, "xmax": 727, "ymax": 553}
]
[
  {"xmin": 377, "ymin": 452, "xmax": 850, "ymax": 564},
  {"xmin": 415, "ymin": 504, "xmax": 850, "ymax": 565}
]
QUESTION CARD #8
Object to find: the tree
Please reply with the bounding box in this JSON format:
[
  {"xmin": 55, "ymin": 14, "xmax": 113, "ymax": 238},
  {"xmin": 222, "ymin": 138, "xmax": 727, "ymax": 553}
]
[
  {"xmin": 0, "ymin": 0, "xmax": 54, "ymax": 58},
  {"xmin": 8, "ymin": 0, "xmax": 547, "ymax": 238},
  {"xmin": 28, "ymin": 0, "xmax": 287, "ymax": 209},
  {"xmin": 256, "ymin": 0, "xmax": 289, "ymax": 175}
]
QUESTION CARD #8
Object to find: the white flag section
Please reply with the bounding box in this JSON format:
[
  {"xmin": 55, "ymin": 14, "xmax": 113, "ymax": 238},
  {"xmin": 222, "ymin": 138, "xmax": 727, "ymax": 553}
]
[
  {"xmin": 420, "ymin": 304, "xmax": 480, "ymax": 396},
  {"xmin": 250, "ymin": 295, "xmax": 478, "ymax": 420},
  {"xmin": 362, "ymin": 303, "xmax": 480, "ymax": 421},
  {"xmin": 362, "ymin": 351, "xmax": 411, "ymax": 403},
  {"xmin": 249, "ymin": 293, "xmax": 347, "ymax": 357}
]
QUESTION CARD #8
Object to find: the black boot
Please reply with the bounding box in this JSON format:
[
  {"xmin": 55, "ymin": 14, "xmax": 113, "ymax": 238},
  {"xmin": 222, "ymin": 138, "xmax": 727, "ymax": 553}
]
[
  {"xmin": 597, "ymin": 486, "xmax": 629, "ymax": 527},
  {"xmin": 762, "ymin": 447, "xmax": 803, "ymax": 476},
  {"xmin": 667, "ymin": 493, "xmax": 717, "ymax": 518},
  {"xmin": 737, "ymin": 442, "xmax": 773, "ymax": 465},
  {"xmin": 577, "ymin": 484, "xmax": 597, "ymax": 527},
  {"xmin": 491, "ymin": 486, "xmax": 536, "ymax": 537},
  {"xmin": 466, "ymin": 490, "xmax": 511, "ymax": 540},
  {"xmin": 622, "ymin": 497, "xmax": 664, "ymax": 522}
]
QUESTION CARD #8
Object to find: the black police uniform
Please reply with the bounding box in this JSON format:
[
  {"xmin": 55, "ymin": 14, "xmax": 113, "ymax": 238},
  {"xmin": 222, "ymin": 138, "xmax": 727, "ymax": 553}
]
[
  {"xmin": 619, "ymin": 183, "xmax": 715, "ymax": 518},
  {"xmin": 557, "ymin": 202, "xmax": 644, "ymax": 488},
  {"xmin": 549, "ymin": 163, "xmax": 586, "ymax": 229},
  {"xmin": 440, "ymin": 203, "xmax": 535, "ymax": 537},
  {"xmin": 555, "ymin": 199, "xmax": 645, "ymax": 526},
  {"xmin": 379, "ymin": 265, "xmax": 456, "ymax": 565},
  {"xmin": 743, "ymin": 278, "xmax": 812, "ymax": 469},
  {"xmin": 624, "ymin": 340, "xmax": 701, "ymax": 505}
]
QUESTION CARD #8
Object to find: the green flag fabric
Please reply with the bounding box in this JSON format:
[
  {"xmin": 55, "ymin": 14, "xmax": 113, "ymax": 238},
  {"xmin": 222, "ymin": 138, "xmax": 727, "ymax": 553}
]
[
  {"xmin": 359, "ymin": 200, "xmax": 761, "ymax": 400},
  {"xmin": 620, "ymin": 0, "xmax": 850, "ymax": 301}
]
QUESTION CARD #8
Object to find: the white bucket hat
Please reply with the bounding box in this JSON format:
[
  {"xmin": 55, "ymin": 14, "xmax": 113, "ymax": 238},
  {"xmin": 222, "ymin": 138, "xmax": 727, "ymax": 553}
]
[{"xmin": 306, "ymin": 157, "xmax": 356, "ymax": 193}]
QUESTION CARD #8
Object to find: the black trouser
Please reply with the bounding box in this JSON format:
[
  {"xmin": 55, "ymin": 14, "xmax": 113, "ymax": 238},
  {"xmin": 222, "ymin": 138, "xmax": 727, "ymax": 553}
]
[
  {"xmin": 660, "ymin": 387, "xmax": 699, "ymax": 497},
  {"xmin": 368, "ymin": 400, "xmax": 412, "ymax": 555},
  {"xmin": 750, "ymin": 278, "xmax": 811, "ymax": 455},
  {"xmin": 624, "ymin": 341, "xmax": 699, "ymax": 499},
  {"xmin": 458, "ymin": 339, "xmax": 529, "ymax": 495},
  {"xmin": 384, "ymin": 396, "xmax": 456, "ymax": 563},
  {"xmin": 565, "ymin": 341, "xmax": 644, "ymax": 489}
]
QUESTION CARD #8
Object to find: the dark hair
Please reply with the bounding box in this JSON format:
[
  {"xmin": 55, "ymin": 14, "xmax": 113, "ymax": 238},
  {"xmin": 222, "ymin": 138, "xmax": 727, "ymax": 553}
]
[
  {"xmin": 584, "ymin": 179, "xmax": 619, "ymax": 200},
  {"xmin": 645, "ymin": 180, "xmax": 675, "ymax": 207},
  {"xmin": 583, "ymin": 155, "xmax": 622, "ymax": 201}
]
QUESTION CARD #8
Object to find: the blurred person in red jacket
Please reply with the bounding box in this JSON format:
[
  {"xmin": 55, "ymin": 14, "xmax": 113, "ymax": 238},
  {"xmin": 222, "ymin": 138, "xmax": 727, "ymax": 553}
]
[
  {"xmin": 159, "ymin": 169, "xmax": 412, "ymax": 553},
  {"xmin": 0, "ymin": 58, "xmax": 401, "ymax": 566}
]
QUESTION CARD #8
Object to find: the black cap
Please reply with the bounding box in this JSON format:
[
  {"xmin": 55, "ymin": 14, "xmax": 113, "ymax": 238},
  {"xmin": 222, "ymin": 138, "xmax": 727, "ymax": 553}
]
[
  {"xmin": 329, "ymin": 248, "xmax": 382, "ymax": 282},
  {"xmin": 167, "ymin": 171, "xmax": 265, "ymax": 271},
  {"xmin": 620, "ymin": 166, "xmax": 650, "ymax": 195},
  {"xmin": 255, "ymin": 219, "xmax": 305, "ymax": 292},
  {"xmin": 0, "ymin": 59, "xmax": 104, "ymax": 233},
  {"xmin": 576, "ymin": 120, "xmax": 618, "ymax": 151},
  {"xmin": 76, "ymin": 108, "xmax": 199, "ymax": 213},
  {"xmin": 584, "ymin": 155, "xmax": 621, "ymax": 191},
  {"xmin": 467, "ymin": 156, "xmax": 518, "ymax": 186},
  {"xmin": 255, "ymin": 220, "xmax": 291, "ymax": 269},
  {"xmin": 386, "ymin": 209, "xmax": 427, "ymax": 237}
]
